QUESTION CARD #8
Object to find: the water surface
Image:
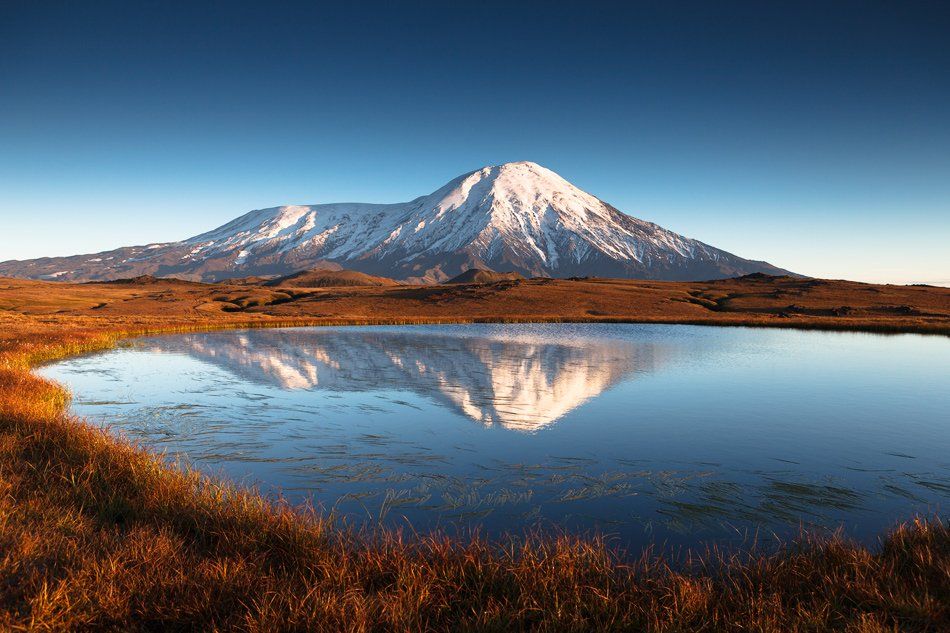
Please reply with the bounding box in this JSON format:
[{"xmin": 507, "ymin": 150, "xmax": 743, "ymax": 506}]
[{"xmin": 39, "ymin": 324, "xmax": 949, "ymax": 550}]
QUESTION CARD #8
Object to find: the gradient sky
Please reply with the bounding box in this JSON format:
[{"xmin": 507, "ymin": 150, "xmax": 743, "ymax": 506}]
[{"xmin": 2, "ymin": 1, "xmax": 948, "ymax": 284}]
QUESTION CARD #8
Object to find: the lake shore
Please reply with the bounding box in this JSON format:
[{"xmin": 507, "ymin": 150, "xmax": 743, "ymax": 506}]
[{"xmin": 1, "ymin": 276, "xmax": 948, "ymax": 630}]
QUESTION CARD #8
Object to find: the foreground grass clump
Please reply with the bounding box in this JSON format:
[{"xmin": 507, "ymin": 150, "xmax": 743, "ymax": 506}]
[{"xmin": 0, "ymin": 315, "xmax": 947, "ymax": 631}]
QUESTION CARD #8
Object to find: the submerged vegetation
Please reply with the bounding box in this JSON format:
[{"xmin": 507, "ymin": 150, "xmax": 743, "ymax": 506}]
[{"xmin": 1, "ymin": 313, "xmax": 947, "ymax": 630}]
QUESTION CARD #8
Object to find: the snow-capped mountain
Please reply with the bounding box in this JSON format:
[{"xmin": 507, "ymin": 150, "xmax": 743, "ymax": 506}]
[{"xmin": 0, "ymin": 161, "xmax": 790, "ymax": 282}]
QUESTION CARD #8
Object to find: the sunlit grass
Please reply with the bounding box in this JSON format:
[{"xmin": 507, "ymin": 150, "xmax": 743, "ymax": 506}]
[{"xmin": 0, "ymin": 314, "xmax": 947, "ymax": 630}]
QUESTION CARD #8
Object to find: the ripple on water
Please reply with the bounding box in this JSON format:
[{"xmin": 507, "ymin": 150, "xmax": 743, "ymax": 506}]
[{"xmin": 37, "ymin": 323, "xmax": 950, "ymax": 550}]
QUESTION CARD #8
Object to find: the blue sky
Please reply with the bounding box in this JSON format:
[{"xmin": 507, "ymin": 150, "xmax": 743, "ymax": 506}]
[{"xmin": 1, "ymin": 1, "xmax": 948, "ymax": 284}]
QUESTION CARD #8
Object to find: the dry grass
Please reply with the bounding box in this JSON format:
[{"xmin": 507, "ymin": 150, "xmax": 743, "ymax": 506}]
[
  {"xmin": 2, "ymin": 274, "xmax": 949, "ymax": 335},
  {"xmin": 0, "ymin": 287, "xmax": 948, "ymax": 630}
]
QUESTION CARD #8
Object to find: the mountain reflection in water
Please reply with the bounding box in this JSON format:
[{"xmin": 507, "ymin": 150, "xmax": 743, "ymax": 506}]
[
  {"xmin": 38, "ymin": 324, "xmax": 950, "ymax": 551},
  {"xmin": 145, "ymin": 327, "xmax": 664, "ymax": 432}
]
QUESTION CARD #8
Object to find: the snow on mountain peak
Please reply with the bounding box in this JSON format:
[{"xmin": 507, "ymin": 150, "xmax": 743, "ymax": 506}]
[
  {"xmin": 442, "ymin": 161, "xmax": 602, "ymax": 218},
  {"xmin": 0, "ymin": 161, "xmax": 792, "ymax": 283}
]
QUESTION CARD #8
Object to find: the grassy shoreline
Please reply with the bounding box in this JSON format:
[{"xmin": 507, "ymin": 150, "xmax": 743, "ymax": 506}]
[{"xmin": 1, "ymin": 314, "xmax": 948, "ymax": 630}]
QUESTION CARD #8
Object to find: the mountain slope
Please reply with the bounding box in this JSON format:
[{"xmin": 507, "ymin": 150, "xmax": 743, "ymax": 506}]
[{"xmin": 0, "ymin": 161, "xmax": 791, "ymax": 282}]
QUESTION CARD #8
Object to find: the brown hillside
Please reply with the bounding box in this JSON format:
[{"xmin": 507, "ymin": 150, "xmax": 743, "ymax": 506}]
[
  {"xmin": 264, "ymin": 269, "xmax": 399, "ymax": 288},
  {"xmin": 445, "ymin": 269, "xmax": 526, "ymax": 284}
]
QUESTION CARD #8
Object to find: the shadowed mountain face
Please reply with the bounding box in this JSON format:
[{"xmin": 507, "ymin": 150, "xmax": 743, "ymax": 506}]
[
  {"xmin": 143, "ymin": 327, "xmax": 665, "ymax": 432},
  {"xmin": 0, "ymin": 162, "xmax": 790, "ymax": 283}
]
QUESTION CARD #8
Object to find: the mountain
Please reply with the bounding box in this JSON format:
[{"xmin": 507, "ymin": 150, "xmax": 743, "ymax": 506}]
[{"xmin": 0, "ymin": 161, "xmax": 791, "ymax": 283}]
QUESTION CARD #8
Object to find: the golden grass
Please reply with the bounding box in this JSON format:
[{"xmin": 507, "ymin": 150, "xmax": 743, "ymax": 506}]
[
  {"xmin": 0, "ymin": 313, "xmax": 948, "ymax": 630},
  {"xmin": 3, "ymin": 274, "xmax": 949, "ymax": 335}
]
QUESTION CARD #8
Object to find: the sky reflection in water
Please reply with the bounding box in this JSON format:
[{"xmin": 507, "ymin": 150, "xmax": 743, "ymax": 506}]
[{"xmin": 39, "ymin": 324, "xmax": 950, "ymax": 551}]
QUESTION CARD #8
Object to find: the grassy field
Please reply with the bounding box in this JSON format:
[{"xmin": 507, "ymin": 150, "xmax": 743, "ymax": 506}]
[
  {"xmin": 1, "ymin": 275, "xmax": 948, "ymax": 630},
  {"xmin": 3, "ymin": 273, "xmax": 950, "ymax": 333}
]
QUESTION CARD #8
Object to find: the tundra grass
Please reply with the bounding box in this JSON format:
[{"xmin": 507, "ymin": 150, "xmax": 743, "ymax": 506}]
[{"xmin": 0, "ymin": 315, "xmax": 947, "ymax": 631}]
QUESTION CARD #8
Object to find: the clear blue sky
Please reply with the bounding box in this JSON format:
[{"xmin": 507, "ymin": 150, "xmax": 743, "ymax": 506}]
[{"xmin": 2, "ymin": 1, "xmax": 948, "ymax": 284}]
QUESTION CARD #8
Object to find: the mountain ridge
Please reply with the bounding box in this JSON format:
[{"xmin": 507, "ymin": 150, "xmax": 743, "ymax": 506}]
[{"xmin": 0, "ymin": 161, "xmax": 791, "ymax": 283}]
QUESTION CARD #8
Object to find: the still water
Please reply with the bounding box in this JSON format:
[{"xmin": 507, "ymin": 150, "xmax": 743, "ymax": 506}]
[{"xmin": 39, "ymin": 324, "xmax": 949, "ymax": 550}]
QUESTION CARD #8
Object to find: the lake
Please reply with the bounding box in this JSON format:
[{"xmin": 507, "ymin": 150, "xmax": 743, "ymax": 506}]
[{"xmin": 38, "ymin": 324, "xmax": 949, "ymax": 551}]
